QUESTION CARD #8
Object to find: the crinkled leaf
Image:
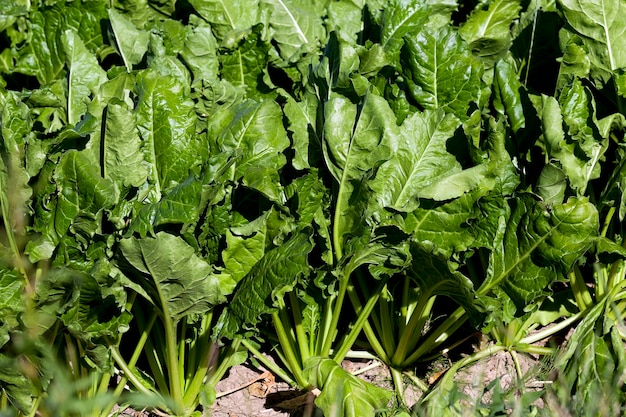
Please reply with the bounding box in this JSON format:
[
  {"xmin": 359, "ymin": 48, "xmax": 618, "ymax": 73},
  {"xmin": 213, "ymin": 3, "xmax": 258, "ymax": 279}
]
[
  {"xmin": 408, "ymin": 243, "xmax": 482, "ymax": 320},
  {"xmin": 327, "ymin": 0, "xmax": 364, "ymax": 44},
  {"xmin": 303, "ymin": 357, "xmax": 393, "ymax": 417},
  {"xmin": 135, "ymin": 71, "xmax": 203, "ymax": 196},
  {"xmin": 493, "ymin": 59, "xmax": 526, "ymax": 133},
  {"xmin": 126, "ymin": 176, "xmax": 205, "ymax": 237},
  {"xmin": 459, "ymin": 0, "xmax": 521, "ymax": 63},
  {"xmin": 107, "ymin": 8, "xmax": 150, "ymax": 71},
  {"xmin": 541, "ymin": 83, "xmax": 605, "ymax": 194},
  {"xmin": 0, "ymin": 91, "xmax": 32, "ymax": 230},
  {"xmin": 381, "ymin": 0, "xmax": 456, "ymax": 58},
  {"xmin": 537, "ymin": 162, "xmax": 567, "ymax": 205},
  {"xmin": 283, "ymin": 91, "xmax": 320, "ymax": 170},
  {"xmin": 188, "ymin": 0, "xmax": 260, "ymax": 41},
  {"xmin": 53, "ymin": 150, "xmax": 117, "ymax": 238},
  {"xmin": 120, "ymin": 232, "xmax": 234, "ymax": 323},
  {"xmin": 369, "ymin": 109, "xmax": 463, "ymax": 210},
  {"xmin": 0, "ymin": 269, "xmax": 24, "ymax": 348},
  {"xmin": 180, "ymin": 16, "xmax": 219, "ymax": 87},
  {"xmin": 11, "ymin": 2, "xmax": 106, "ymax": 85},
  {"xmin": 482, "ymin": 195, "xmax": 598, "ymax": 310},
  {"xmin": 556, "ymin": 41, "xmax": 591, "ymax": 91},
  {"xmin": 261, "ymin": 0, "xmax": 326, "ymax": 62},
  {"xmin": 215, "ymin": 230, "xmax": 313, "ymax": 339},
  {"xmin": 402, "ymin": 26, "xmax": 482, "ymax": 121},
  {"xmin": 216, "ymin": 100, "xmax": 289, "ymax": 202},
  {"xmin": 103, "ymin": 100, "xmax": 148, "ymax": 189},
  {"xmin": 322, "ymin": 93, "xmax": 396, "ymax": 251},
  {"xmin": 219, "ymin": 26, "xmax": 270, "ymax": 98},
  {"xmin": 222, "ymin": 208, "xmax": 295, "ymax": 283},
  {"xmin": 397, "ymin": 191, "xmax": 489, "ymax": 257},
  {"xmin": 557, "ymin": 0, "xmax": 626, "ymax": 82}
]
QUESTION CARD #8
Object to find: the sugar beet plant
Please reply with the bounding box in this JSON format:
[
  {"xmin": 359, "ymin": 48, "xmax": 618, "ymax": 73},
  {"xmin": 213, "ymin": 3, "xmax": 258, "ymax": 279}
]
[{"xmin": 2, "ymin": 0, "xmax": 626, "ymax": 416}]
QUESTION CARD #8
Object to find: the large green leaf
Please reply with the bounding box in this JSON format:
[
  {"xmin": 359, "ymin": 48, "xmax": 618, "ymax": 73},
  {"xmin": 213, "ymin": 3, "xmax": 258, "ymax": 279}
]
[
  {"xmin": 261, "ymin": 0, "xmax": 326, "ymax": 62},
  {"xmin": 0, "ymin": 269, "xmax": 24, "ymax": 348},
  {"xmin": 482, "ymin": 195, "xmax": 598, "ymax": 310},
  {"xmin": 407, "ymin": 242, "xmax": 482, "ymax": 319},
  {"xmin": 219, "ymin": 26, "xmax": 270, "ymax": 97},
  {"xmin": 107, "ymin": 8, "xmax": 150, "ymax": 71},
  {"xmin": 11, "ymin": 2, "xmax": 106, "ymax": 86},
  {"xmin": 215, "ymin": 100, "xmax": 290, "ymax": 202},
  {"xmin": 283, "ymin": 91, "xmax": 320, "ymax": 170},
  {"xmin": 368, "ymin": 109, "xmax": 468, "ymax": 210},
  {"xmin": 188, "ymin": 0, "xmax": 260, "ymax": 41},
  {"xmin": 61, "ymin": 30, "xmax": 107, "ymax": 126},
  {"xmin": 459, "ymin": 0, "xmax": 521, "ymax": 63},
  {"xmin": 303, "ymin": 357, "xmax": 393, "ymax": 417},
  {"xmin": 134, "ymin": 71, "xmax": 203, "ymax": 197},
  {"xmin": 102, "ymin": 100, "xmax": 148, "ymax": 190},
  {"xmin": 180, "ymin": 15, "xmax": 219, "ymax": 87},
  {"xmin": 222, "ymin": 207, "xmax": 295, "ymax": 283},
  {"xmin": 397, "ymin": 190, "xmax": 490, "ymax": 257},
  {"xmin": 380, "ymin": 0, "xmax": 456, "ymax": 58},
  {"xmin": 557, "ymin": 0, "xmax": 626, "ymax": 82},
  {"xmin": 120, "ymin": 232, "xmax": 233, "ymax": 323},
  {"xmin": 52, "ymin": 150, "xmax": 117, "ymax": 238},
  {"xmin": 402, "ymin": 26, "xmax": 483, "ymax": 121},
  {"xmin": 215, "ymin": 230, "xmax": 313, "ymax": 339},
  {"xmin": 322, "ymin": 93, "xmax": 396, "ymax": 254},
  {"xmin": 541, "ymin": 83, "xmax": 605, "ymax": 194}
]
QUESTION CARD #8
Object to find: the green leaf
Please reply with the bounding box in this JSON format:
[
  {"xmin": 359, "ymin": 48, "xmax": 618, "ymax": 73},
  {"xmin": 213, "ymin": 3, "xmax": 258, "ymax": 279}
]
[
  {"xmin": 120, "ymin": 232, "xmax": 234, "ymax": 323},
  {"xmin": 327, "ymin": 0, "xmax": 364, "ymax": 44},
  {"xmin": 322, "ymin": 93, "xmax": 396, "ymax": 254},
  {"xmin": 381, "ymin": 0, "xmax": 456, "ymax": 58},
  {"xmin": 188, "ymin": 0, "xmax": 260, "ymax": 41},
  {"xmin": 135, "ymin": 71, "xmax": 203, "ymax": 196},
  {"xmin": 180, "ymin": 15, "xmax": 219, "ymax": 87},
  {"xmin": 407, "ymin": 242, "xmax": 482, "ymax": 319},
  {"xmin": 219, "ymin": 26, "xmax": 270, "ymax": 97},
  {"xmin": 0, "ymin": 269, "xmax": 24, "ymax": 347},
  {"xmin": 215, "ymin": 230, "xmax": 313, "ymax": 339},
  {"xmin": 222, "ymin": 208, "xmax": 295, "ymax": 283},
  {"xmin": 108, "ymin": 8, "xmax": 150, "ymax": 71},
  {"xmin": 541, "ymin": 82, "xmax": 606, "ymax": 194},
  {"xmin": 61, "ymin": 30, "xmax": 107, "ymax": 126},
  {"xmin": 12, "ymin": 2, "xmax": 106, "ymax": 85},
  {"xmin": 493, "ymin": 59, "xmax": 526, "ymax": 133},
  {"xmin": 303, "ymin": 357, "xmax": 393, "ymax": 417},
  {"xmin": 482, "ymin": 195, "xmax": 598, "ymax": 310},
  {"xmin": 53, "ymin": 150, "xmax": 117, "ymax": 238},
  {"xmin": 459, "ymin": 0, "xmax": 521, "ymax": 64},
  {"xmin": 402, "ymin": 26, "xmax": 483, "ymax": 121},
  {"xmin": 398, "ymin": 190, "xmax": 489, "ymax": 257},
  {"xmin": 283, "ymin": 91, "xmax": 320, "ymax": 170},
  {"xmin": 369, "ymin": 109, "xmax": 464, "ymax": 210},
  {"xmin": 215, "ymin": 100, "xmax": 290, "ymax": 202},
  {"xmin": 262, "ymin": 0, "xmax": 326, "ymax": 62},
  {"xmin": 126, "ymin": 176, "xmax": 205, "ymax": 237},
  {"xmin": 557, "ymin": 0, "xmax": 626, "ymax": 82},
  {"xmin": 102, "ymin": 99, "xmax": 148, "ymax": 189},
  {"xmin": 537, "ymin": 162, "xmax": 567, "ymax": 205}
]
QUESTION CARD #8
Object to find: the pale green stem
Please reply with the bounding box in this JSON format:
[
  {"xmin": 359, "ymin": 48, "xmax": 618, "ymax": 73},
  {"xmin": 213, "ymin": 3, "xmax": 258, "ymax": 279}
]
[
  {"xmin": 391, "ymin": 292, "xmax": 435, "ymax": 366},
  {"xmin": 272, "ymin": 312, "xmax": 308, "ymax": 388},
  {"xmin": 333, "ymin": 281, "xmax": 384, "ymax": 363},
  {"xmin": 520, "ymin": 312, "xmax": 583, "ymax": 345},
  {"xmin": 289, "ymin": 291, "xmax": 311, "ymax": 361}
]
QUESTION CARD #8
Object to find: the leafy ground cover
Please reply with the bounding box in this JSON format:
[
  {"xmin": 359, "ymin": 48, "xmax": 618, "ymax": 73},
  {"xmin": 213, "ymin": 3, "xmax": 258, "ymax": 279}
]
[{"xmin": 1, "ymin": 0, "xmax": 626, "ymax": 415}]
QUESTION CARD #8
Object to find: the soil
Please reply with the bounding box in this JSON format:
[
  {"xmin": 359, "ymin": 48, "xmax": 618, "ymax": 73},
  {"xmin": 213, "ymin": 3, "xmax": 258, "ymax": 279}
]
[{"xmin": 113, "ymin": 342, "xmax": 554, "ymax": 416}]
